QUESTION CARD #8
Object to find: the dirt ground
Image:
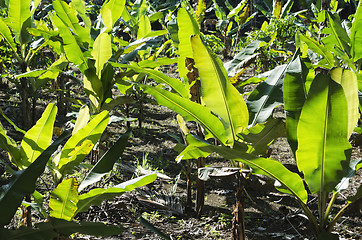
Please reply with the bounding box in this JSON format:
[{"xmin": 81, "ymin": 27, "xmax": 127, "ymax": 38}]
[{"xmin": 0, "ymin": 84, "xmax": 361, "ymax": 240}]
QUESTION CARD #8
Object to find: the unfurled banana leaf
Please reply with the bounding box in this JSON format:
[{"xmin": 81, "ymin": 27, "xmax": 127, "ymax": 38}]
[
  {"xmin": 78, "ymin": 130, "xmax": 132, "ymax": 192},
  {"xmin": 0, "ymin": 19, "xmax": 18, "ymax": 56},
  {"xmin": 71, "ymin": 0, "xmax": 91, "ymax": 30},
  {"xmin": 178, "ymin": 139, "xmax": 308, "ymax": 203},
  {"xmin": 52, "ymin": 0, "xmax": 91, "ymax": 44},
  {"xmin": 177, "ymin": 7, "xmax": 200, "ymax": 80},
  {"xmin": 142, "ymin": 85, "xmax": 229, "ymax": 145},
  {"xmin": 191, "ymin": 35, "xmax": 249, "ymax": 146},
  {"xmin": 75, "ymin": 174, "xmax": 157, "ymax": 214},
  {"xmin": 283, "ymin": 54, "xmax": 309, "ymax": 155},
  {"xmin": 73, "ymin": 105, "xmax": 90, "ymax": 134},
  {"xmin": 247, "ymin": 64, "xmax": 286, "ymax": 126},
  {"xmin": 296, "ymin": 73, "xmax": 352, "ymax": 193},
  {"xmin": 101, "ymin": 0, "xmax": 126, "ymax": 33},
  {"xmin": 56, "ymin": 111, "xmax": 109, "ymax": 180},
  {"xmin": 0, "ymin": 131, "xmax": 70, "ymax": 226},
  {"xmin": 8, "ymin": 0, "xmax": 31, "ymax": 45},
  {"xmin": 350, "ymin": 0, "xmax": 362, "ymax": 62},
  {"xmin": 49, "ymin": 178, "xmax": 79, "ymax": 221},
  {"xmin": 92, "ymin": 32, "xmax": 112, "ymax": 78},
  {"xmin": 0, "ymin": 217, "xmax": 122, "ymax": 239},
  {"xmin": 20, "ymin": 103, "xmax": 57, "ymax": 168},
  {"xmin": 330, "ymin": 68, "xmax": 359, "ymax": 138}
]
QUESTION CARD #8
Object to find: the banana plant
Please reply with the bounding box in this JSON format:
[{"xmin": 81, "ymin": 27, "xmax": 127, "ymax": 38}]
[{"xmin": 0, "ymin": 0, "xmax": 58, "ymax": 129}]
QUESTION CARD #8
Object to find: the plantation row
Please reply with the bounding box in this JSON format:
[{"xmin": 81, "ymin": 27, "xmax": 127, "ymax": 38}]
[{"xmin": 0, "ymin": 0, "xmax": 361, "ymax": 239}]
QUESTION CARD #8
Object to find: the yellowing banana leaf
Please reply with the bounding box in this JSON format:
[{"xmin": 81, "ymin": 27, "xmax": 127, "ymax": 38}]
[
  {"xmin": 177, "ymin": 7, "xmax": 200, "ymax": 81},
  {"xmin": 7, "ymin": 0, "xmax": 31, "ymax": 45},
  {"xmin": 76, "ymin": 174, "xmax": 157, "ymax": 214},
  {"xmin": 92, "ymin": 32, "xmax": 112, "ymax": 78},
  {"xmin": 296, "ymin": 73, "xmax": 352, "ymax": 193},
  {"xmin": 57, "ymin": 111, "xmax": 109, "ymax": 179},
  {"xmin": 20, "ymin": 103, "xmax": 57, "ymax": 168},
  {"xmin": 191, "ymin": 35, "xmax": 249, "ymax": 146},
  {"xmin": 330, "ymin": 68, "xmax": 359, "ymax": 138},
  {"xmin": 49, "ymin": 178, "xmax": 79, "ymax": 221},
  {"xmin": 101, "ymin": 0, "xmax": 126, "ymax": 33},
  {"xmin": 142, "ymin": 85, "xmax": 229, "ymax": 145}
]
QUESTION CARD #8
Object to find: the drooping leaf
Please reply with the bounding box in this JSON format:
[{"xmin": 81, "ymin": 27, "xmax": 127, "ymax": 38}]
[
  {"xmin": 247, "ymin": 64, "xmax": 286, "ymax": 126},
  {"xmin": 296, "ymin": 73, "xmax": 351, "ymax": 193},
  {"xmin": 78, "ymin": 131, "xmax": 131, "ymax": 192},
  {"xmin": 112, "ymin": 62, "xmax": 188, "ymax": 98},
  {"xmin": 101, "ymin": 0, "xmax": 126, "ymax": 32},
  {"xmin": 76, "ymin": 174, "xmax": 157, "ymax": 214},
  {"xmin": 7, "ymin": 0, "xmax": 31, "ymax": 45},
  {"xmin": 179, "ymin": 140, "xmax": 308, "ymax": 203},
  {"xmin": 0, "ymin": 131, "xmax": 70, "ymax": 226},
  {"xmin": 191, "ymin": 35, "xmax": 249, "ymax": 145},
  {"xmin": 57, "ymin": 111, "xmax": 109, "ymax": 179},
  {"xmin": 49, "ymin": 178, "xmax": 79, "ymax": 221},
  {"xmin": 92, "ymin": 33, "xmax": 112, "ymax": 78},
  {"xmin": 142, "ymin": 85, "xmax": 229, "ymax": 145},
  {"xmin": 330, "ymin": 68, "xmax": 359, "ymax": 138},
  {"xmin": 20, "ymin": 103, "xmax": 57, "ymax": 168}
]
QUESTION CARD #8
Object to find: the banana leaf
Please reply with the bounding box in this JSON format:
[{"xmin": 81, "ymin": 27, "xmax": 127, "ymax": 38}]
[
  {"xmin": 7, "ymin": 0, "xmax": 31, "ymax": 45},
  {"xmin": 0, "ymin": 131, "xmax": 70, "ymax": 226}
]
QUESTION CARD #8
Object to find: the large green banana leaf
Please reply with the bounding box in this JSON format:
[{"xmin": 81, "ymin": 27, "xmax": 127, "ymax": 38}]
[
  {"xmin": 52, "ymin": 0, "xmax": 91, "ymax": 44},
  {"xmin": 178, "ymin": 138, "xmax": 308, "ymax": 203},
  {"xmin": 56, "ymin": 111, "xmax": 109, "ymax": 179},
  {"xmin": 0, "ymin": 19, "xmax": 18, "ymax": 56},
  {"xmin": 283, "ymin": 55, "xmax": 308, "ymax": 155},
  {"xmin": 191, "ymin": 35, "xmax": 249, "ymax": 146},
  {"xmin": 49, "ymin": 178, "xmax": 79, "ymax": 221},
  {"xmin": 20, "ymin": 103, "xmax": 57, "ymax": 168},
  {"xmin": 101, "ymin": 0, "xmax": 126, "ymax": 33},
  {"xmin": 78, "ymin": 131, "xmax": 131, "ymax": 192},
  {"xmin": 92, "ymin": 32, "xmax": 112, "ymax": 78},
  {"xmin": 76, "ymin": 174, "xmax": 157, "ymax": 214},
  {"xmin": 330, "ymin": 68, "xmax": 359, "ymax": 138},
  {"xmin": 177, "ymin": 7, "xmax": 200, "ymax": 81},
  {"xmin": 350, "ymin": 0, "xmax": 362, "ymax": 62},
  {"xmin": 7, "ymin": 0, "xmax": 31, "ymax": 45},
  {"xmin": 296, "ymin": 73, "xmax": 352, "ymax": 193},
  {"xmin": 142, "ymin": 85, "xmax": 229, "ymax": 144},
  {"xmin": 299, "ymin": 34, "xmax": 334, "ymax": 68},
  {"xmin": 0, "ymin": 131, "xmax": 70, "ymax": 226}
]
